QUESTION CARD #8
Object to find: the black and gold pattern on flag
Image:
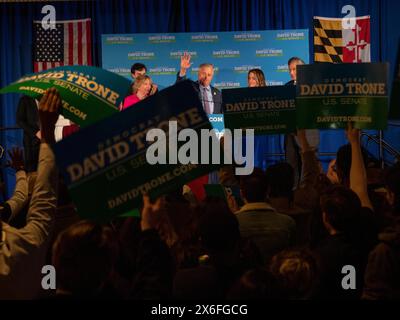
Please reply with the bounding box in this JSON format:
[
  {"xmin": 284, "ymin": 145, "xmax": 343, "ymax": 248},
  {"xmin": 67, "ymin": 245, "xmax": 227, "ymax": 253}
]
[{"xmin": 314, "ymin": 18, "xmax": 343, "ymax": 63}]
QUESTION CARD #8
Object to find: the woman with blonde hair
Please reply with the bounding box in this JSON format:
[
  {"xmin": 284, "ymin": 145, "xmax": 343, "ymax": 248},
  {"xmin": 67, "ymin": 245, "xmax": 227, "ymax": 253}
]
[
  {"xmin": 247, "ymin": 68, "xmax": 270, "ymax": 169},
  {"xmin": 247, "ymin": 68, "xmax": 266, "ymax": 87},
  {"xmin": 120, "ymin": 74, "xmax": 152, "ymax": 111}
]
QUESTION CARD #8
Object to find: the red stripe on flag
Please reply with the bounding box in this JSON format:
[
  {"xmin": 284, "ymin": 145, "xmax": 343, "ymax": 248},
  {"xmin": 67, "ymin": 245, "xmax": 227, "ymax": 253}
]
[
  {"xmin": 86, "ymin": 20, "xmax": 92, "ymax": 65},
  {"xmin": 77, "ymin": 21, "xmax": 82, "ymax": 65},
  {"xmin": 33, "ymin": 19, "xmax": 91, "ymax": 71},
  {"xmin": 68, "ymin": 22, "xmax": 74, "ymax": 65}
]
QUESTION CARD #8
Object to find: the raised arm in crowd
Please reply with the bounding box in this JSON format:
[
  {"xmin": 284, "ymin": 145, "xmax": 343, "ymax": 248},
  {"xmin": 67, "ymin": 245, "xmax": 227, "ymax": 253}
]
[{"xmin": 0, "ymin": 88, "xmax": 60, "ymax": 299}]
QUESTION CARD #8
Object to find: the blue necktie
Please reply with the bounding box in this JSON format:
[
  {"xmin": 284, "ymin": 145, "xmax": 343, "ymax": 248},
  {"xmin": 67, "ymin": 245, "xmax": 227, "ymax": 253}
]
[{"xmin": 203, "ymin": 87, "xmax": 211, "ymax": 114}]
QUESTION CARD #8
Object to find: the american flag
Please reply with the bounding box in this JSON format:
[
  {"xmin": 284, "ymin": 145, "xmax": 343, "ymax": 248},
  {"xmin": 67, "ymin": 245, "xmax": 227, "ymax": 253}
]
[{"xmin": 33, "ymin": 18, "xmax": 92, "ymax": 72}]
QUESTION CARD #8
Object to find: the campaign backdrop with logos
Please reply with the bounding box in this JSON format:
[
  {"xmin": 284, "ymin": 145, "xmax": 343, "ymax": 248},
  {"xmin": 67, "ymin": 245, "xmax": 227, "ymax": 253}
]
[{"xmin": 101, "ymin": 30, "xmax": 309, "ymax": 90}]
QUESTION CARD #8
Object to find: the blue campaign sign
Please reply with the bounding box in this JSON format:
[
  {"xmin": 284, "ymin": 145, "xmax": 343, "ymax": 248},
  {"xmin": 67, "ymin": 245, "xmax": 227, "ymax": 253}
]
[
  {"xmin": 207, "ymin": 113, "xmax": 224, "ymax": 139},
  {"xmin": 101, "ymin": 30, "xmax": 309, "ymax": 90},
  {"xmin": 52, "ymin": 80, "xmax": 220, "ymax": 221}
]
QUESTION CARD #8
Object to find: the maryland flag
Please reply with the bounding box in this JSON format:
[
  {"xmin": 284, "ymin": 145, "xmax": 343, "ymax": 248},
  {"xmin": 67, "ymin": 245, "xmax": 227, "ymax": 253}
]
[{"xmin": 314, "ymin": 16, "xmax": 370, "ymax": 63}]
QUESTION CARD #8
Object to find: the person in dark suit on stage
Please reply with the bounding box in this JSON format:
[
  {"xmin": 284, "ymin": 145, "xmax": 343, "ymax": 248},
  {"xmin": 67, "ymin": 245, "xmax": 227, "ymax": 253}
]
[
  {"xmin": 285, "ymin": 57, "xmax": 320, "ymax": 187},
  {"xmin": 176, "ymin": 52, "xmax": 222, "ymax": 114},
  {"xmin": 16, "ymin": 95, "xmax": 40, "ymax": 172},
  {"xmin": 176, "ymin": 53, "xmax": 223, "ymax": 186}
]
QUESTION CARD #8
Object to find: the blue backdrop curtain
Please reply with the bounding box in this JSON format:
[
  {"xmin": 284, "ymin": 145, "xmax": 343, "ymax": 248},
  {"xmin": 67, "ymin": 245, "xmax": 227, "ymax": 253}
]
[{"xmin": 1, "ymin": 0, "xmax": 399, "ymax": 198}]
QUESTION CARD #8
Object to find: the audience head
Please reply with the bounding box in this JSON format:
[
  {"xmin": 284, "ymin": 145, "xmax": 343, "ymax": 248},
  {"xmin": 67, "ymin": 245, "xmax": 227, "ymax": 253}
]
[
  {"xmin": 155, "ymin": 215, "xmax": 179, "ymax": 249},
  {"xmin": 239, "ymin": 167, "xmax": 267, "ymax": 203},
  {"xmin": 320, "ymin": 185, "xmax": 361, "ymax": 235},
  {"xmin": 270, "ymin": 248, "xmax": 319, "ymax": 299},
  {"xmin": 287, "ymin": 57, "xmax": 305, "ymax": 81},
  {"xmin": 131, "ymin": 75, "xmax": 152, "ymax": 98},
  {"xmin": 163, "ymin": 190, "xmax": 194, "ymax": 237},
  {"xmin": 52, "ymin": 220, "xmax": 117, "ymax": 296},
  {"xmin": 265, "ymin": 162, "xmax": 294, "ymax": 200},
  {"xmin": 247, "ymin": 69, "xmax": 266, "ymax": 87},
  {"xmin": 228, "ymin": 268, "xmax": 283, "ymax": 299},
  {"xmin": 198, "ymin": 198, "xmax": 240, "ymax": 255},
  {"xmin": 130, "ymin": 63, "xmax": 147, "ymax": 80},
  {"xmin": 198, "ymin": 63, "xmax": 214, "ymax": 87}
]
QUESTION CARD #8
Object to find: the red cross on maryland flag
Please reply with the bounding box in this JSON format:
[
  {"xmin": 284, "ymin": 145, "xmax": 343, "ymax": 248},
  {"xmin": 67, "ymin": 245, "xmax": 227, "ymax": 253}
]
[
  {"xmin": 314, "ymin": 15, "xmax": 371, "ymax": 63},
  {"xmin": 343, "ymin": 16, "xmax": 371, "ymax": 63}
]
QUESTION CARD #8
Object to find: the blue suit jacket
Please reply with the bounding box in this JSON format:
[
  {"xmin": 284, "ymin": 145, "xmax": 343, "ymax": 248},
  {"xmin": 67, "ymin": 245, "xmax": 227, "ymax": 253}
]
[{"xmin": 176, "ymin": 73, "xmax": 223, "ymax": 114}]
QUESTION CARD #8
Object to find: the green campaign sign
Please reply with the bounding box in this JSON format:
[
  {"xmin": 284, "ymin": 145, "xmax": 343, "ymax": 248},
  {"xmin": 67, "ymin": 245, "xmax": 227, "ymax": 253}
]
[
  {"xmin": 296, "ymin": 63, "xmax": 389, "ymax": 129},
  {"xmin": 0, "ymin": 65, "xmax": 131, "ymax": 127},
  {"xmin": 222, "ymin": 85, "xmax": 297, "ymax": 134},
  {"xmin": 53, "ymin": 80, "xmax": 221, "ymax": 221}
]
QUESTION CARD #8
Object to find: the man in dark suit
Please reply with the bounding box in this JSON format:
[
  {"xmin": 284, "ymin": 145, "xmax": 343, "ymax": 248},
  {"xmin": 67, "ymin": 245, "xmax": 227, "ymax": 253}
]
[
  {"xmin": 16, "ymin": 95, "xmax": 40, "ymax": 172},
  {"xmin": 285, "ymin": 57, "xmax": 319, "ymax": 187},
  {"xmin": 176, "ymin": 53, "xmax": 222, "ymax": 114},
  {"xmin": 176, "ymin": 53, "xmax": 223, "ymax": 185}
]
